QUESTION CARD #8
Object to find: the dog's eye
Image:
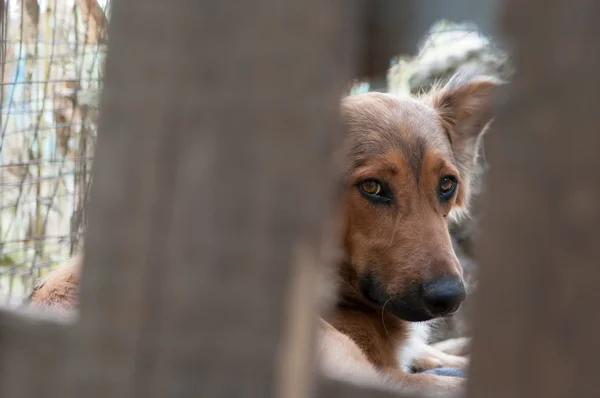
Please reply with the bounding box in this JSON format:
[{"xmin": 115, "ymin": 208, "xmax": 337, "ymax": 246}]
[
  {"xmin": 360, "ymin": 180, "xmax": 381, "ymax": 195},
  {"xmin": 358, "ymin": 179, "xmax": 391, "ymax": 204},
  {"xmin": 439, "ymin": 176, "xmax": 457, "ymax": 201}
]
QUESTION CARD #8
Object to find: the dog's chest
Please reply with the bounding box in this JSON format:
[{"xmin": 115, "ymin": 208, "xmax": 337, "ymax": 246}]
[{"xmin": 396, "ymin": 321, "xmax": 431, "ymax": 372}]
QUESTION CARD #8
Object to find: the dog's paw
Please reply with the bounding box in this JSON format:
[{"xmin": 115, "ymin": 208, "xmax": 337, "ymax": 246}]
[
  {"xmin": 431, "ymin": 337, "xmax": 471, "ymax": 356},
  {"xmin": 412, "ymin": 353, "xmax": 468, "ymax": 372},
  {"xmin": 411, "ymin": 356, "xmax": 444, "ymax": 372},
  {"xmin": 441, "ymin": 353, "xmax": 469, "ymax": 369},
  {"xmin": 411, "ymin": 341, "xmax": 470, "ymax": 374}
]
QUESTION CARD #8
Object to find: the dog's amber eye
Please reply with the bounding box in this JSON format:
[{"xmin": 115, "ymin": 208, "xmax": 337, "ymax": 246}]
[
  {"xmin": 360, "ymin": 180, "xmax": 381, "ymax": 195},
  {"xmin": 439, "ymin": 176, "xmax": 457, "ymax": 201},
  {"xmin": 358, "ymin": 179, "xmax": 390, "ymax": 204}
]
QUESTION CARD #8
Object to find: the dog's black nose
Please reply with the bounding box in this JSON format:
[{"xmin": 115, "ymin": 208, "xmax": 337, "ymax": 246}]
[{"xmin": 422, "ymin": 277, "xmax": 466, "ymax": 316}]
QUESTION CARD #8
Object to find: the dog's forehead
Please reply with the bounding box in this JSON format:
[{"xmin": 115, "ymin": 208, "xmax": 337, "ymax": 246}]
[{"xmin": 341, "ymin": 93, "xmax": 453, "ymax": 173}]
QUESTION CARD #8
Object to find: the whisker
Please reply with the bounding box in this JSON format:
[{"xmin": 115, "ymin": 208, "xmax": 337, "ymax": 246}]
[{"xmin": 381, "ymin": 296, "xmax": 394, "ymax": 335}]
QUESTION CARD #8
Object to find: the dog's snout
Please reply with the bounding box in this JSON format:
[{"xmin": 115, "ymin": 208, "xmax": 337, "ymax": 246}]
[{"xmin": 422, "ymin": 277, "xmax": 466, "ymax": 316}]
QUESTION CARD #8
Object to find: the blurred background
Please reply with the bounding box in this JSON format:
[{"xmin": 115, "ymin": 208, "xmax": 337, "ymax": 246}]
[{"xmin": 0, "ymin": 0, "xmax": 511, "ymax": 310}]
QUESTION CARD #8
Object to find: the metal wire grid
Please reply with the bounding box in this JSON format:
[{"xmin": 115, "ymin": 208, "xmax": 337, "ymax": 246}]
[{"xmin": 0, "ymin": 0, "xmax": 108, "ymax": 305}]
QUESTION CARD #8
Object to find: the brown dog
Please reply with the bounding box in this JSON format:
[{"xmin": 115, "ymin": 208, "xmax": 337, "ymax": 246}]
[
  {"xmin": 29, "ymin": 72, "xmax": 500, "ymax": 396},
  {"xmin": 318, "ymin": 71, "xmax": 500, "ymax": 395}
]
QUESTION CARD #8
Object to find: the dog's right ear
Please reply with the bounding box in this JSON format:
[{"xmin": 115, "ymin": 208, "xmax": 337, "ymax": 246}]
[{"xmin": 428, "ymin": 73, "xmax": 504, "ymax": 209}]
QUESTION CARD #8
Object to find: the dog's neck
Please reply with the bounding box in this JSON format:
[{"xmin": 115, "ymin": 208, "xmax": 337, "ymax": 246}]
[{"xmin": 324, "ymin": 260, "xmax": 410, "ymax": 369}]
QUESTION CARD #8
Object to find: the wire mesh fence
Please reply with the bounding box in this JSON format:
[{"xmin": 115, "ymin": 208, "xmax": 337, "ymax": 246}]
[{"xmin": 0, "ymin": 0, "xmax": 107, "ymax": 305}]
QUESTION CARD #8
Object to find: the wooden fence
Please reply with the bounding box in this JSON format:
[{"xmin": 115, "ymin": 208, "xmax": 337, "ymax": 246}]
[{"xmin": 0, "ymin": 0, "xmax": 598, "ymax": 397}]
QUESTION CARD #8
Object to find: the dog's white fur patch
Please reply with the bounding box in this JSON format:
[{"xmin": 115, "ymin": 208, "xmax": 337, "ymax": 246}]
[{"xmin": 397, "ymin": 321, "xmax": 432, "ymax": 372}]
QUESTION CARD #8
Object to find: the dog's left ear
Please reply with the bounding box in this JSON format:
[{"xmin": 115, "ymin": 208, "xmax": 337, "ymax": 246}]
[{"xmin": 429, "ymin": 73, "xmax": 504, "ymax": 205}]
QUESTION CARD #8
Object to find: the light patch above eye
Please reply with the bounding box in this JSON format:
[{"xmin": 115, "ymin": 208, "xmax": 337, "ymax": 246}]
[{"xmin": 361, "ymin": 180, "xmax": 381, "ymax": 195}]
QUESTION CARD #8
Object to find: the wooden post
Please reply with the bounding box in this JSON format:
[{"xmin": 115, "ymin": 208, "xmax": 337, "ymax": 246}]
[
  {"xmin": 0, "ymin": 309, "xmax": 71, "ymax": 398},
  {"xmin": 62, "ymin": 1, "xmax": 372, "ymax": 397},
  {"xmin": 468, "ymin": 1, "xmax": 600, "ymax": 397}
]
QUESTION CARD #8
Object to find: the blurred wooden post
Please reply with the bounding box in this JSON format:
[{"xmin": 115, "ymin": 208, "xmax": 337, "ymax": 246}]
[
  {"xmin": 0, "ymin": 0, "xmax": 411, "ymax": 396},
  {"xmin": 60, "ymin": 0, "xmax": 382, "ymax": 397},
  {"xmin": 0, "ymin": 310, "xmax": 70, "ymax": 398},
  {"xmin": 468, "ymin": 1, "xmax": 600, "ymax": 397}
]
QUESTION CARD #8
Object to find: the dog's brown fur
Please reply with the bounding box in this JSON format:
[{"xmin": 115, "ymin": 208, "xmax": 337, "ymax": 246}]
[
  {"xmin": 28, "ymin": 72, "xmax": 500, "ymax": 396},
  {"xmin": 28, "ymin": 254, "xmax": 81, "ymax": 313},
  {"xmin": 321, "ymin": 72, "xmax": 500, "ymax": 394}
]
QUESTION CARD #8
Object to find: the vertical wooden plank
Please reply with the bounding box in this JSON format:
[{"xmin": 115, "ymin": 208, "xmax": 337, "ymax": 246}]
[
  {"xmin": 0, "ymin": 309, "xmax": 71, "ymax": 398},
  {"xmin": 64, "ymin": 0, "xmax": 199, "ymax": 395},
  {"xmin": 468, "ymin": 1, "xmax": 600, "ymax": 398},
  {"xmin": 64, "ymin": 1, "xmax": 362, "ymax": 398},
  {"xmin": 144, "ymin": 2, "xmax": 360, "ymax": 397}
]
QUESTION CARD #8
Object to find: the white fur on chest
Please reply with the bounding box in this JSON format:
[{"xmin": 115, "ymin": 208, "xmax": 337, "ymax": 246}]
[{"xmin": 396, "ymin": 321, "xmax": 432, "ymax": 372}]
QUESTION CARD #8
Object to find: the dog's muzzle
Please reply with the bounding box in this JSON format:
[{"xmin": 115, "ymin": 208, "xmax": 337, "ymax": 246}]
[{"xmin": 359, "ymin": 272, "xmax": 466, "ymax": 322}]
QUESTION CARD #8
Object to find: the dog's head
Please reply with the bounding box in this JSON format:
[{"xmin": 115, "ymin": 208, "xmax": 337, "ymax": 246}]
[{"xmin": 338, "ymin": 73, "xmax": 501, "ymax": 322}]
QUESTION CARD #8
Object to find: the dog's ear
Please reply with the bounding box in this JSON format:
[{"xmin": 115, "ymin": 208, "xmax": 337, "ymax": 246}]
[{"xmin": 428, "ymin": 72, "xmax": 504, "ymax": 208}]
